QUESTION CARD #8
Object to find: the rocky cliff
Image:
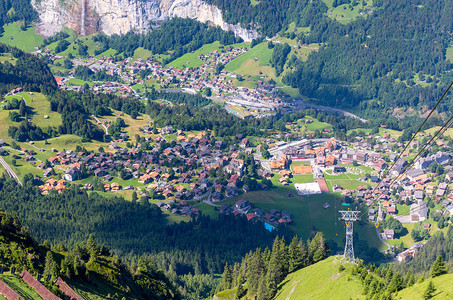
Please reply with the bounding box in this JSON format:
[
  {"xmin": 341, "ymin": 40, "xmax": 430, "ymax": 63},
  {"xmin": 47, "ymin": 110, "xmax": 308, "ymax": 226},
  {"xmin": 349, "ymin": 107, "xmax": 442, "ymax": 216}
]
[{"xmin": 31, "ymin": 0, "xmax": 258, "ymax": 41}]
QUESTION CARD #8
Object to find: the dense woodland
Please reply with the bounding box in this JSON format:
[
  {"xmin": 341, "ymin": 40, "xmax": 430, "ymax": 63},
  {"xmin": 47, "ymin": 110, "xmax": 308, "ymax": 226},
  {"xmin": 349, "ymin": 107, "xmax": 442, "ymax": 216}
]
[
  {"xmin": 93, "ymin": 18, "xmax": 242, "ymax": 62},
  {"xmin": 0, "ymin": 44, "xmax": 56, "ymax": 93},
  {"xmin": 0, "ymin": 177, "xmax": 287, "ymax": 298},
  {"xmin": 202, "ymin": 0, "xmax": 313, "ymax": 37},
  {"xmin": 0, "ymin": 210, "xmax": 180, "ymax": 299},
  {"xmin": 73, "ymin": 65, "xmax": 120, "ymax": 83},
  {"xmin": 0, "ymin": 0, "xmax": 37, "ymax": 30},
  {"xmin": 284, "ymin": 0, "xmax": 453, "ymax": 119},
  {"xmin": 394, "ymin": 226, "xmax": 453, "ymax": 277},
  {"xmin": 271, "ymin": 43, "xmax": 291, "ymax": 77}
]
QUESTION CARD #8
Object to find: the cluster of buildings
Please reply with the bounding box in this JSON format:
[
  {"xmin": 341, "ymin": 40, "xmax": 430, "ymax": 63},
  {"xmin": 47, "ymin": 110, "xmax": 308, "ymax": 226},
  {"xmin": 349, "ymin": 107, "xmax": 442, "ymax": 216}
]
[
  {"xmin": 48, "ymin": 45, "xmax": 283, "ymax": 118},
  {"xmin": 218, "ymin": 199, "xmax": 293, "ymax": 228}
]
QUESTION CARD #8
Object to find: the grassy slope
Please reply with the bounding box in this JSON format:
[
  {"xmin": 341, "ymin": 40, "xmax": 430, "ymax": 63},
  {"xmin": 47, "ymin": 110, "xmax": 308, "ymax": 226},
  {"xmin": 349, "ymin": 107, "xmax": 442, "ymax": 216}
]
[
  {"xmin": 274, "ymin": 256, "xmax": 364, "ymax": 300},
  {"xmin": 167, "ymin": 41, "xmax": 223, "ymax": 69},
  {"xmin": 225, "ymin": 43, "xmax": 275, "ymax": 78},
  {"xmin": 398, "ymin": 274, "xmax": 453, "ymax": 299},
  {"xmin": 0, "ymin": 23, "xmax": 43, "ymax": 52},
  {"xmin": 275, "ymin": 257, "xmax": 453, "ymax": 300},
  {"xmin": 323, "ymin": 0, "xmax": 374, "ymax": 24},
  {"xmin": 221, "ymin": 187, "xmax": 382, "ymax": 249}
]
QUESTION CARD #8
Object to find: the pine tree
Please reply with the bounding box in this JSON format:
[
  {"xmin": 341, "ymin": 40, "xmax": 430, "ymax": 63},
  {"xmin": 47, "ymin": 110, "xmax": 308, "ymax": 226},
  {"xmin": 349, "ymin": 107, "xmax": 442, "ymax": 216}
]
[
  {"xmin": 309, "ymin": 232, "xmax": 328, "ymax": 263},
  {"xmin": 288, "ymin": 236, "xmax": 302, "ymax": 272},
  {"xmin": 19, "ymin": 100, "xmax": 26, "ymax": 117},
  {"xmin": 431, "ymin": 255, "xmax": 447, "ymax": 278},
  {"xmin": 265, "ymin": 238, "xmax": 283, "ymax": 299},
  {"xmin": 87, "ymin": 234, "xmax": 98, "ymax": 260},
  {"xmin": 387, "ymin": 273, "xmax": 403, "ymax": 293},
  {"xmin": 405, "ymin": 270, "xmax": 414, "ymax": 287},
  {"xmin": 235, "ymin": 272, "xmax": 246, "ymax": 299},
  {"xmin": 256, "ymin": 275, "xmax": 267, "ymax": 300},
  {"xmin": 423, "ymin": 281, "xmax": 436, "ymax": 299},
  {"xmin": 221, "ymin": 262, "xmax": 233, "ymax": 290},
  {"xmin": 407, "ymin": 274, "xmax": 415, "ymax": 287},
  {"xmin": 247, "ymin": 249, "xmax": 264, "ymax": 296},
  {"xmin": 43, "ymin": 251, "xmax": 55, "ymax": 277}
]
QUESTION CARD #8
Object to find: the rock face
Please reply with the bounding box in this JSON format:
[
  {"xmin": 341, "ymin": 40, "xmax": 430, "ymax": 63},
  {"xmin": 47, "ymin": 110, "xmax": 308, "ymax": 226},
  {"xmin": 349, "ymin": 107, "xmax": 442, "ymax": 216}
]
[{"xmin": 31, "ymin": 0, "xmax": 258, "ymax": 41}]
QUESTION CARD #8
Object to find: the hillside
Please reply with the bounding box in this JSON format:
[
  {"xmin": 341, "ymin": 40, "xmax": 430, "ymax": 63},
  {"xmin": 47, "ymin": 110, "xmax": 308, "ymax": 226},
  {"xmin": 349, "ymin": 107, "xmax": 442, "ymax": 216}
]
[
  {"xmin": 0, "ymin": 210, "xmax": 179, "ymax": 300},
  {"xmin": 398, "ymin": 274, "xmax": 453, "ymax": 299},
  {"xmin": 274, "ymin": 256, "xmax": 364, "ymax": 300},
  {"xmin": 273, "ymin": 256, "xmax": 453, "ymax": 300}
]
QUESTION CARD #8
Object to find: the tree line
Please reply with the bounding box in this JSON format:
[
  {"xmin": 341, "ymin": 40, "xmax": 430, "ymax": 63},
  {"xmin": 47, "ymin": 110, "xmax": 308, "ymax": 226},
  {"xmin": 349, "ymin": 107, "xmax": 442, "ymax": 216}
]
[
  {"xmin": 0, "ymin": 177, "xmax": 288, "ymax": 298},
  {"xmin": 0, "ymin": 209, "xmax": 180, "ymax": 299},
  {"xmin": 0, "ymin": 0, "xmax": 37, "ymax": 31},
  {"xmin": 93, "ymin": 18, "xmax": 242, "ymax": 61},
  {"xmin": 217, "ymin": 233, "xmax": 328, "ymax": 299}
]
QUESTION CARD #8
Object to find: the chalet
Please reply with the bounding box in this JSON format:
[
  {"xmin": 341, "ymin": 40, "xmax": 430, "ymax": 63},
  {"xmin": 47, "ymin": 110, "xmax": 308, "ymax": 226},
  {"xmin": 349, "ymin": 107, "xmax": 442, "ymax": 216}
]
[
  {"xmin": 94, "ymin": 168, "xmax": 107, "ymax": 177},
  {"xmin": 103, "ymin": 174, "xmax": 113, "ymax": 182},
  {"xmin": 240, "ymin": 138, "xmax": 249, "ymax": 148},
  {"xmin": 253, "ymin": 208, "xmax": 264, "ymax": 216},
  {"xmin": 387, "ymin": 206, "xmax": 397, "ymax": 215},
  {"xmin": 397, "ymin": 243, "xmax": 424, "ymax": 263},
  {"xmin": 383, "ymin": 229, "xmax": 394, "ymax": 239},
  {"xmin": 228, "ymin": 174, "xmax": 240, "ymax": 187},
  {"xmin": 226, "ymin": 159, "xmax": 244, "ymax": 176},
  {"xmin": 235, "ymin": 199, "xmax": 250, "ymax": 210},
  {"xmin": 161, "ymin": 126, "xmax": 174, "ymax": 134},
  {"xmin": 111, "ymin": 182, "xmax": 120, "ymax": 191},
  {"xmin": 225, "ymin": 186, "xmax": 238, "ymax": 197},
  {"xmin": 246, "ymin": 213, "xmax": 258, "ymax": 221},
  {"xmin": 63, "ymin": 167, "xmax": 78, "ymax": 182}
]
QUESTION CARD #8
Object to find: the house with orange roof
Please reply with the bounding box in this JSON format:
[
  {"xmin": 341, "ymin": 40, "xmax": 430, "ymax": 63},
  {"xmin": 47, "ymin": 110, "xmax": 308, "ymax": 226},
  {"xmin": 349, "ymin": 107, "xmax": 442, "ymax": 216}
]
[
  {"xmin": 414, "ymin": 184, "xmax": 425, "ymax": 191},
  {"xmin": 325, "ymin": 155, "xmax": 336, "ymax": 166},
  {"xmin": 49, "ymin": 157, "xmax": 59, "ymax": 163},
  {"xmin": 70, "ymin": 163, "xmax": 81, "ymax": 169},
  {"xmin": 175, "ymin": 185, "xmax": 185, "ymax": 193},
  {"xmin": 305, "ymin": 149, "xmax": 315, "ymax": 158},
  {"xmin": 280, "ymin": 170, "xmax": 291, "ymax": 178},
  {"xmin": 55, "ymin": 184, "xmax": 66, "ymax": 193},
  {"xmin": 111, "ymin": 182, "xmax": 120, "ymax": 191},
  {"xmin": 315, "ymin": 147, "xmax": 325, "ymax": 156},
  {"xmin": 46, "ymin": 178, "xmax": 57, "ymax": 186},
  {"xmin": 138, "ymin": 174, "xmax": 152, "ymax": 184},
  {"xmin": 104, "ymin": 184, "xmax": 111, "ymax": 191}
]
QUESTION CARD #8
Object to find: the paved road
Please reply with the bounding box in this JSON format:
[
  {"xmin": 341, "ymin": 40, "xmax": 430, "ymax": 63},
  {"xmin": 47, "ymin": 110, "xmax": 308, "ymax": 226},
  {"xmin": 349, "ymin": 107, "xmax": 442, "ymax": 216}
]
[
  {"xmin": 376, "ymin": 226, "xmax": 391, "ymax": 252},
  {"xmin": 92, "ymin": 115, "xmax": 109, "ymax": 135},
  {"xmin": 0, "ymin": 157, "xmax": 22, "ymax": 186}
]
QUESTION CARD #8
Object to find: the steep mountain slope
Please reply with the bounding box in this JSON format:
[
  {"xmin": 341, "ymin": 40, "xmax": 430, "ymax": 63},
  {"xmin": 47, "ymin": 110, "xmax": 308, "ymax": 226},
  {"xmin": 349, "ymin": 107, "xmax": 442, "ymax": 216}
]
[
  {"xmin": 31, "ymin": 0, "xmax": 258, "ymax": 41},
  {"xmin": 0, "ymin": 210, "xmax": 179, "ymax": 299}
]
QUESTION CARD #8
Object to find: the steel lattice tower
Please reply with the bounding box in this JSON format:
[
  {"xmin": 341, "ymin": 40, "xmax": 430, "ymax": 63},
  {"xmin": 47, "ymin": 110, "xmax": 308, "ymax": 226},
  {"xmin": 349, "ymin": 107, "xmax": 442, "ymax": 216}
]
[{"xmin": 339, "ymin": 209, "xmax": 360, "ymax": 263}]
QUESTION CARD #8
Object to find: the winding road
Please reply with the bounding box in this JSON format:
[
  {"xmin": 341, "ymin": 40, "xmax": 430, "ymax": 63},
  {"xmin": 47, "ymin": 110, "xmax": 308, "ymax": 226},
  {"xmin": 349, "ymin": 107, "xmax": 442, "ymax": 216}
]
[
  {"xmin": 92, "ymin": 115, "xmax": 109, "ymax": 135},
  {"xmin": 0, "ymin": 156, "xmax": 22, "ymax": 186}
]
